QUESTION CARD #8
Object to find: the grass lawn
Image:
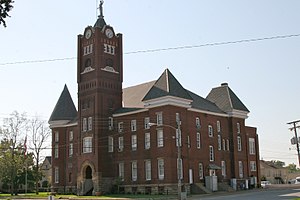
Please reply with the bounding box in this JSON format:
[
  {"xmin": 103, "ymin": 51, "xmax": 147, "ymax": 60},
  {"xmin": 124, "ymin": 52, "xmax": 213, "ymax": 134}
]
[{"xmin": 0, "ymin": 192, "xmax": 175, "ymax": 199}]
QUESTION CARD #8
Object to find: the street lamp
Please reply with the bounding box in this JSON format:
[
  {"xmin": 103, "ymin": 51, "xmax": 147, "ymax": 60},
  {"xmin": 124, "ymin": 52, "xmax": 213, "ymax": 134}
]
[{"xmin": 148, "ymin": 122, "xmax": 182, "ymax": 200}]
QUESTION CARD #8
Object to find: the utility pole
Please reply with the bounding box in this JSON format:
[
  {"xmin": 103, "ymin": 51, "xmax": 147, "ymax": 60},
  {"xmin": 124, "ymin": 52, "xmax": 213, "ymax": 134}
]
[
  {"xmin": 287, "ymin": 120, "xmax": 300, "ymax": 167},
  {"xmin": 177, "ymin": 119, "xmax": 182, "ymax": 200}
]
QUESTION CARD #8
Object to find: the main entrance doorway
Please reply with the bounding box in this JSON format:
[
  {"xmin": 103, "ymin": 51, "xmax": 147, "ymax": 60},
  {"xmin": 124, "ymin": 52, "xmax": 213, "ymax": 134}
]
[{"xmin": 83, "ymin": 166, "xmax": 93, "ymax": 195}]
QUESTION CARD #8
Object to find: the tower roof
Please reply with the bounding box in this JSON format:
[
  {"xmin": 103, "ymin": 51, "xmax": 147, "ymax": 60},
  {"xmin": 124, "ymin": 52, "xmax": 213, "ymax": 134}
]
[
  {"xmin": 206, "ymin": 83, "xmax": 249, "ymax": 113},
  {"xmin": 142, "ymin": 69, "xmax": 193, "ymax": 101},
  {"xmin": 49, "ymin": 85, "xmax": 77, "ymax": 122},
  {"xmin": 94, "ymin": 0, "xmax": 107, "ymax": 29}
]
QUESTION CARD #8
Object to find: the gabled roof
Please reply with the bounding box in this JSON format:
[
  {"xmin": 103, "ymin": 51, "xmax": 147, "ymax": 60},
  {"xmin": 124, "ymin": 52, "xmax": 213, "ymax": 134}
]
[
  {"xmin": 117, "ymin": 69, "xmax": 225, "ymax": 115},
  {"xmin": 49, "ymin": 85, "xmax": 77, "ymax": 122},
  {"xmin": 123, "ymin": 81, "xmax": 155, "ymax": 108},
  {"xmin": 206, "ymin": 83, "xmax": 249, "ymax": 113},
  {"xmin": 187, "ymin": 90, "xmax": 225, "ymax": 114},
  {"xmin": 142, "ymin": 69, "xmax": 193, "ymax": 101}
]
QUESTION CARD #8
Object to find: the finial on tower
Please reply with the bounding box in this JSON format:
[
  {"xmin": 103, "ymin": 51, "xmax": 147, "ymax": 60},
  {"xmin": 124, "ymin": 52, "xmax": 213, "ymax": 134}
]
[{"xmin": 99, "ymin": 0, "xmax": 104, "ymax": 18}]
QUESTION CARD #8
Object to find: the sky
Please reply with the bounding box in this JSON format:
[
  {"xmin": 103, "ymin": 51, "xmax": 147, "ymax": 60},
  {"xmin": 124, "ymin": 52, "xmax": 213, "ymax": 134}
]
[{"xmin": 0, "ymin": 0, "xmax": 300, "ymax": 166}]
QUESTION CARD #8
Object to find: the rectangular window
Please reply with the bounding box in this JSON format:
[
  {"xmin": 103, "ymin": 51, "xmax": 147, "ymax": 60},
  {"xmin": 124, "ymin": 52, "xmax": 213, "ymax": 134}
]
[
  {"xmin": 209, "ymin": 145, "xmax": 214, "ymax": 161},
  {"xmin": 223, "ymin": 139, "xmax": 226, "ymax": 151},
  {"xmin": 237, "ymin": 122, "xmax": 241, "ymax": 134},
  {"xmin": 176, "ymin": 129, "xmax": 182, "ymax": 147},
  {"xmin": 176, "ymin": 113, "xmax": 180, "ymax": 124},
  {"xmin": 145, "ymin": 132, "xmax": 150, "ymax": 149},
  {"xmin": 237, "ymin": 136, "xmax": 242, "ymax": 151},
  {"xmin": 69, "ymin": 131, "xmax": 73, "ymax": 142},
  {"xmin": 131, "ymin": 135, "xmax": 137, "ymax": 151},
  {"xmin": 196, "ymin": 117, "xmax": 201, "ymax": 128},
  {"xmin": 218, "ymin": 135, "xmax": 222, "ymax": 150},
  {"xmin": 82, "ymin": 118, "xmax": 87, "ymax": 132},
  {"xmin": 83, "ymin": 137, "xmax": 92, "ymax": 153},
  {"xmin": 131, "ymin": 120, "xmax": 137, "ymax": 132},
  {"xmin": 108, "ymin": 136, "xmax": 114, "ymax": 152},
  {"xmin": 144, "ymin": 117, "xmax": 150, "ymax": 129},
  {"xmin": 199, "ymin": 163, "xmax": 203, "ymax": 179},
  {"xmin": 132, "ymin": 161, "xmax": 137, "ymax": 181},
  {"xmin": 208, "ymin": 125, "xmax": 213, "ymax": 137},
  {"xmin": 69, "ymin": 143, "xmax": 73, "ymax": 157},
  {"xmin": 157, "ymin": 129, "xmax": 164, "ymax": 147},
  {"xmin": 221, "ymin": 161, "xmax": 226, "ymax": 177},
  {"xmin": 55, "ymin": 131, "xmax": 59, "ymax": 142},
  {"xmin": 145, "ymin": 160, "xmax": 151, "ymax": 181},
  {"xmin": 88, "ymin": 117, "xmax": 92, "ymax": 131},
  {"xmin": 227, "ymin": 139, "xmax": 230, "ymax": 151},
  {"xmin": 108, "ymin": 117, "xmax": 113, "ymax": 130},
  {"xmin": 196, "ymin": 132, "xmax": 201, "ymax": 149},
  {"xmin": 239, "ymin": 161, "xmax": 243, "ymax": 178},
  {"xmin": 118, "ymin": 122, "xmax": 123, "ymax": 133},
  {"xmin": 158, "ymin": 159, "xmax": 165, "ymax": 180},
  {"xmin": 250, "ymin": 161, "xmax": 257, "ymax": 171},
  {"xmin": 217, "ymin": 121, "xmax": 221, "ymax": 133},
  {"xmin": 119, "ymin": 162, "xmax": 124, "ymax": 181},
  {"xmin": 177, "ymin": 158, "xmax": 183, "ymax": 179},
  {"xmin": 54, "ymin": 144, "xmax": 59, "ymax": 158},
  {"xmin": 249, "ymin": 138, "xmax": 256, "ymax": 155},
  {"xmin": 156, "ymin": 112, "xmax": 163, "ymax": 126},
  {"xmin": 55, "ymin": 167, "xmax": 59, "ymax": 183},
  {"xmin": 118, "ymin": 137, "xmax": 124, "ymax": 152}
]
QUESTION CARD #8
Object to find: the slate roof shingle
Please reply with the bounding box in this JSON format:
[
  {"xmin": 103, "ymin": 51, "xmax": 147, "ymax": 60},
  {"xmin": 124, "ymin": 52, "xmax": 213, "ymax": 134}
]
[{"xmin": 49, "ymin": 85, "xmax": 77, "ymax": 122}]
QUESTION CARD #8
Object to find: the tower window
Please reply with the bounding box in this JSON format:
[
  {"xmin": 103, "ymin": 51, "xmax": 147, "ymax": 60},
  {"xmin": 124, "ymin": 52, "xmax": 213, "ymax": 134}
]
[{"xmin": 85, "ymin": 58, "xmax": 91, "ymax": 67}]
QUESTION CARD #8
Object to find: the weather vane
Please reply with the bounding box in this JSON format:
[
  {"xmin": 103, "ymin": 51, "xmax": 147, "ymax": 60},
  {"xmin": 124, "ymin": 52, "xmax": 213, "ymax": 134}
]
[{"xmin": 99, "ymin": 0, "xmax": 104, "ymax": 18}]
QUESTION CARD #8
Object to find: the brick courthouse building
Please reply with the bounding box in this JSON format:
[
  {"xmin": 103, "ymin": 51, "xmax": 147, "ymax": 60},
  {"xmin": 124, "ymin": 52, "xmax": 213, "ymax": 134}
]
[{"xmin": 49, "ymin": 2, "xmax": 260, "ymax": 195}]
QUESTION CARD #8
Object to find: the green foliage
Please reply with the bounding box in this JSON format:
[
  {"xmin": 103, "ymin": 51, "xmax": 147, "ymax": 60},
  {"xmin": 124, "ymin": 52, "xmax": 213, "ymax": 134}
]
[
  {"xmin": 0, "ymin": 0, "xmax": 14, "ymax": 27},
  {"xmin": 0, "ymin": 139, "xmax": 36, "ymax": 193},
  {"xmin": 267, "ymin": 160, "xmax": 285, "ymax": 168},
  {"xmin": 287, "ymin": 163, "xmax": 300, "ymax": 173}
]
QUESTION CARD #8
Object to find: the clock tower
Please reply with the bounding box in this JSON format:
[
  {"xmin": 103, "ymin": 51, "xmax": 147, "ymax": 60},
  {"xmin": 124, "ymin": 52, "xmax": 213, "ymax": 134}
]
[{"xmin": 76, "ymin": 1, "xmax": 123, "ymax": 195}]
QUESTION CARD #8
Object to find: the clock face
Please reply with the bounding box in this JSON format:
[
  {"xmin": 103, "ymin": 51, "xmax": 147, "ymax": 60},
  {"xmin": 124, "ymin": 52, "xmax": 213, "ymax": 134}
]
[
  {"xmin": 85, "ymin": 29, "xmax": 92, "ymax": 39},
  {"xmin": 105, "ymin": 28, "xmax": 114, "ymax": 39}
]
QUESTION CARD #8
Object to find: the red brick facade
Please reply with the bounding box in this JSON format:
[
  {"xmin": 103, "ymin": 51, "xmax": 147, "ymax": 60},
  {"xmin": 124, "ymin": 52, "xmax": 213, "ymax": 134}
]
[{"xmin": 49, "ymin": 6, "xmax": 259, "ymax": 195}]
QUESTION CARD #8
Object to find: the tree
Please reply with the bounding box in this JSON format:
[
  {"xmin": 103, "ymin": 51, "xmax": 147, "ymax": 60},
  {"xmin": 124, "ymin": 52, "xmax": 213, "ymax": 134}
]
[
  {"xmin": 0, "ymin": 139, "xmax": 35, "ymax": 194},
  {"xmin": 0, "ymin": 111, "xmax": 28, "ymax": 195},
  {"xmin": 0, "ymin": 0, "xmax": 14, "ymax": 27},
  {"xmin": 287, "ymin": 163, "xmax": 299, "ymax": 173},
  {"xmin": 268, "ymin": 160, "xmax": 285, "ymax": 168},
  {"xmin": 28, "ymin": 116, "xmax": 50, "ymax": 194}
]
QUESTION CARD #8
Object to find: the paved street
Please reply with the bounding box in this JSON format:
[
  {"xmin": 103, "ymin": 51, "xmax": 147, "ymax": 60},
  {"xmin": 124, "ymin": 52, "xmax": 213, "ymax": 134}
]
[{"xmin": 190, "ymin": 188, "xmax": 300, "ymax": 200}]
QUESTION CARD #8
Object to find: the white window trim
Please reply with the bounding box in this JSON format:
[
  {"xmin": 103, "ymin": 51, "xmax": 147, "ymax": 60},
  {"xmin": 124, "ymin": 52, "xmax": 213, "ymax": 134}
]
[
  {"xmin": 83, "ymin": 137, "xmax": 92, "ymax": 153},
  {"xmin": 196, "ymin": 132, "xmax": 201, "ymax": 149},
  {"xmin": 119, "ymin": 162, "xmax": 124, "ymax": 181},
  {"xmin": 131, "ymin": 120, "xmax": 137, "ymax": 132},
  {"xmin": 145, "ymin": 160, "xmax": 151, "ymax": 181},
  {"xmin": 158, "ymin": 158, "xmax": 165, "ymax": 180},
  {"xmin": 157, "ymin": 129, "xmax": 164, "ymax": 147},
  {"xmin": 131, "ymin": 135, "xmax": 137, "ymax": 151},
  {"xmin": 118, "ymin": 122, "xmax": 123, "ymax": 133},
  {"xmin": 237, "ymin": 136, "xmax": 242, "ymax": 151},
  {"xmin": 118, "ymin": 136, "xmax": 124, "ymax": 152},
  {"xmin": 55, "ymin": 167, "xmax": 59, "ymax": 183},
  {"xmin": 199, "ymin": 163, "xmax": 203, "ymax": 179},
  {"xmin": 145, "ymin": 132, "xmax": 150, "ymax": 150},
  {"xmin": 208, "ymin": 125, "xmax": 213, "ymax": 137},
  {"xmin": 156, "ymin": 112, "xmax": 163, "ymax": 126},
  {"xmin": 144, "ymin": 117, "xmax": 150, "ymax": 129},
  {"xmin": 132, "ymin": 161, "xmax": 137, "ymax": 181},
  {"xmin": 209, "ymin": 145, "xmax": 214, "ymax": 161},
  {"xmin": 249, "ymin": 138, "xmax": 256, "ymax": 155}
]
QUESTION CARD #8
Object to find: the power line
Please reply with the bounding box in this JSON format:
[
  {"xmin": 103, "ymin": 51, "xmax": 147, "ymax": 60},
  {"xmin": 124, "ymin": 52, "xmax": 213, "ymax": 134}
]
[{"xmin": 0, "ymin": 33, "xmax": 299, "ymax": 66}]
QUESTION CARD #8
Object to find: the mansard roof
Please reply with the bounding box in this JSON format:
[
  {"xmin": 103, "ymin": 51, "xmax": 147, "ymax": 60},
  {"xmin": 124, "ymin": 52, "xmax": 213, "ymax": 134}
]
[
  {"xmin": 206, "ymin": 83, "xmax": 249, "ymax": 113},
  {"xmin": 48, "ymin": 85, "xmax": 77, "ymax": 122},
  {"xmin": 142, "ymin": 69, "xmax": 193, "ymax": 101}
]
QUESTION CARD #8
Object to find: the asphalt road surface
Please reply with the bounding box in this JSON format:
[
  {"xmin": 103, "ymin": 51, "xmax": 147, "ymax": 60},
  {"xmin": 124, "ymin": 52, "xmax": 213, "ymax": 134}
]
[{"xmin": 189, "ymin": 188, "xmax": 300, "ymax": 200}]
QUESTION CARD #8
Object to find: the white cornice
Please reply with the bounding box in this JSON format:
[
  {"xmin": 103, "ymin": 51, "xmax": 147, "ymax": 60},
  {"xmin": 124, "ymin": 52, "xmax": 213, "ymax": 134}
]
[
  {"xmin": 49, "ymin": 120, "xmax": 78, "ymax": 128},
  {"xmin": 228, "ymin": 109, "xmax": 249, "ymax": 119},
  {"xmin": 188, "ymin": 108, "xmax": 228, "ymax": 117},
  {"xmin": 113, "ymin": 108, "xmax": 149, "ymax": 117},
  {"xmin": 143, "ymin": 96, "xmax": 193, "ymax": 109}
]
